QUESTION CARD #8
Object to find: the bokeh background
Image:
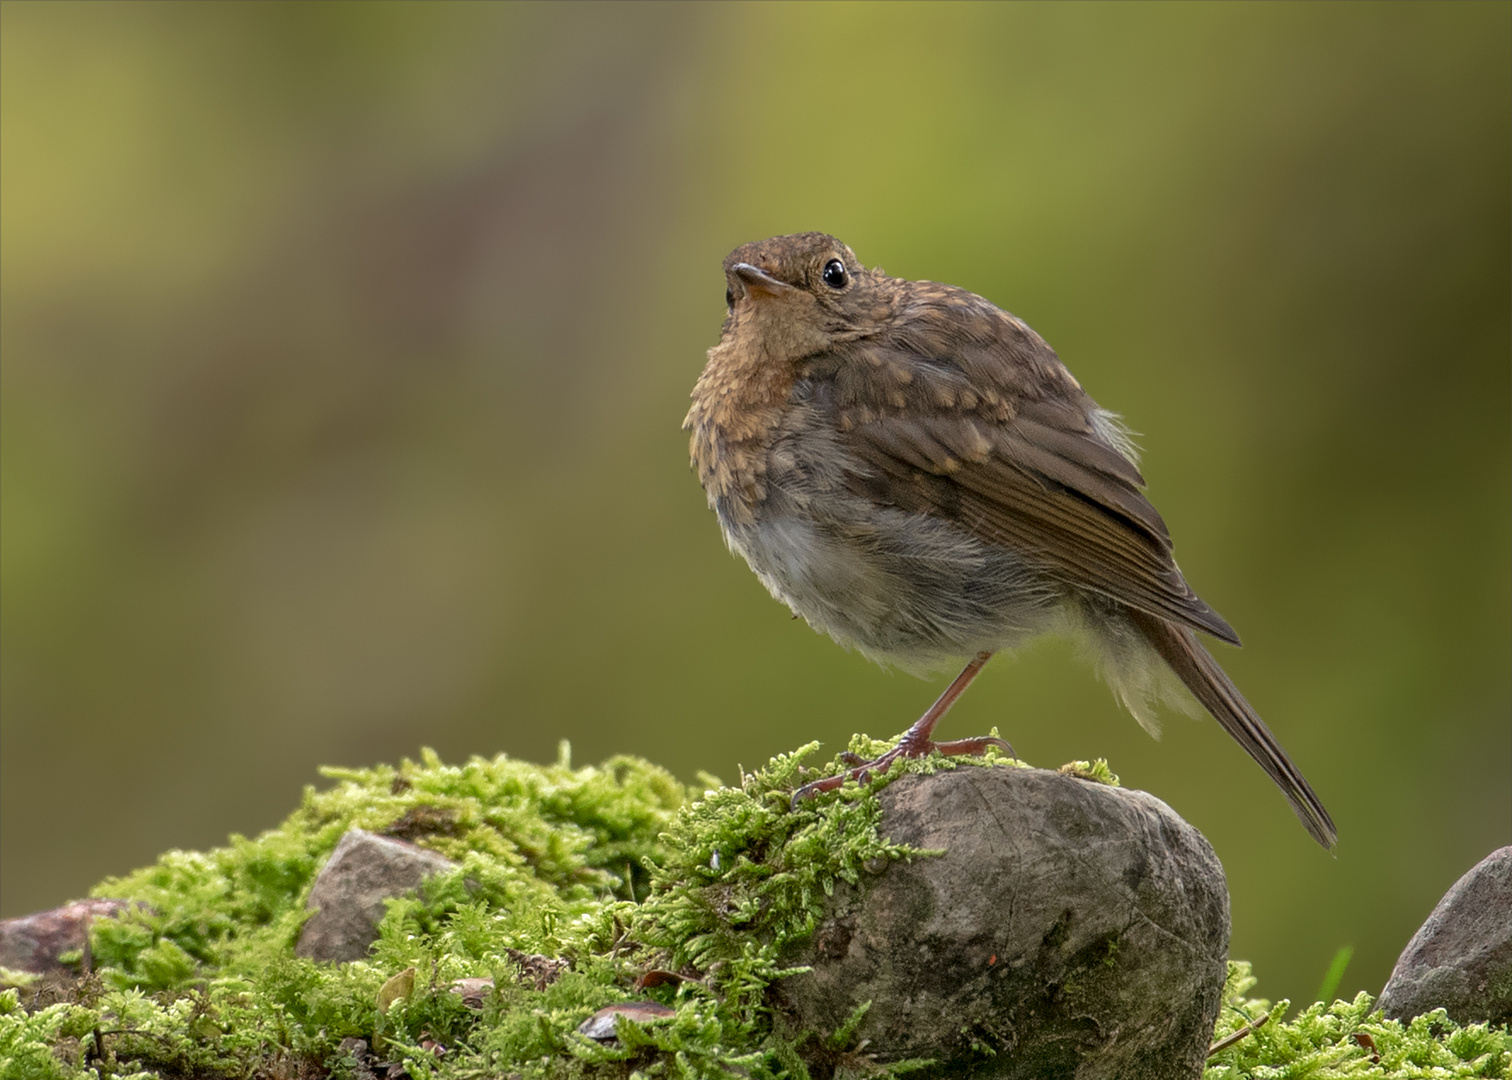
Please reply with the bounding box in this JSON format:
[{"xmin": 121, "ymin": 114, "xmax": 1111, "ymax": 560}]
[{"xmin": 3, "ymin": 1, "xmax": 1507, "ymax": 1006}]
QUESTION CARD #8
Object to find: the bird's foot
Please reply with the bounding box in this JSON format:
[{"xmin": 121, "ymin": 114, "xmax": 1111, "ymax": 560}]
[{"xmin": 792, "ymin": 733, "xmax": 1015, "ymax": 806}]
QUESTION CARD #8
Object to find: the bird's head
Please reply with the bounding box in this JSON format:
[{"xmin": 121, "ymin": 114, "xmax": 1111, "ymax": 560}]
[{"xmin": 719, "ymin": 233, "xmax": 893, "ymax": 361}]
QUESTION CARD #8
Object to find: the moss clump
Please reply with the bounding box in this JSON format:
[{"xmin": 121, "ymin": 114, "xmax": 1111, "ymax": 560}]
[
  {"xmin": 1206, "ymin": 961, "xmax": 1510, "ymax": 1078},
  {"xmin": 2, "ymin": 738, "xmax": 1507, "ymax": 1079},
  {"xmin": 0, "ymin": 738, "xmax": 995, "ymax": 1079},
  {"xmin": 1055, "ymin": 758, "xmax": 1120, "ymax": 786},
  {"xmin": 81, "ymin": 744, "xmax": 689, "ymax": 997}
]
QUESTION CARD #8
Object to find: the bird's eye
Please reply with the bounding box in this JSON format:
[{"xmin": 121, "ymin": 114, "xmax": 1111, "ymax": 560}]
[
  {"xmin": 725, "ymin": 288, "xmax": 734, "ymax": 310},
  {"xmin": 822, "ymin": 259, "xmax": 848, "ymax": 289}
]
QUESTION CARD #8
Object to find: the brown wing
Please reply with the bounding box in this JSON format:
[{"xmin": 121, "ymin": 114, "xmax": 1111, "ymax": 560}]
[{"xmin": 825, "ymin": 313, "xmax": 1240, "ymax": 644}]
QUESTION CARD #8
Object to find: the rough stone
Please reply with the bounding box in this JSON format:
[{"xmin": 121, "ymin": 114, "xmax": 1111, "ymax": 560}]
[
  {"xmin": 0, "ymin": 898, "xmax": 139, "ymax": 975},
  {"xmin": 1377, "ymin": 845, "xmax": 1512, "ymax": 1026},
  {"xmin": 772, "ymin": 766, "xmax": 1230, "ymax": 1080},
  {"xmin": 295, "ymin": 828, "xmax": 456, "ymax": 962}
]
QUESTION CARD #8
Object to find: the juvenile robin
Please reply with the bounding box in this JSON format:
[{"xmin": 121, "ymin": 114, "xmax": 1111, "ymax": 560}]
[{"xmin": 685, "ymin": 232, "xmax": 1335, "ymax": 849}]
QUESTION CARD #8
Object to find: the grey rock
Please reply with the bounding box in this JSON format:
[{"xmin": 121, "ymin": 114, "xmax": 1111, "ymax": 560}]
[
  {"xmin": 295, "ymin": 828, "xmax": 456, "ymax": 962},
  {"xmin": 773, "ymin": 766, "xmax": 1230, "ymax": 1080},
  {"xmin": 1377, "ymin": 845, "xmax": 1512, "ymax": 1026},
  {"xmin": 0, "ymin": 898, "xmax": 139, "ymax": 974}
]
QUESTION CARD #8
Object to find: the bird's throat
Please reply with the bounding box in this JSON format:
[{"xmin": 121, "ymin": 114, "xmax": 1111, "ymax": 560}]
[{"xmin": 685, "ymin": 334, "xmax": 802, "ymax": 525}]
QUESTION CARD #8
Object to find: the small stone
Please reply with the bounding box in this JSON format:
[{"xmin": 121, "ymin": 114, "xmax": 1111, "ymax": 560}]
[
  {"xmin": 336, "ymin": 1037, "xmax": 379, "ymax": 1080},
  {"xmin": 578, "ymin": 1001, "xmax": 677, "ymax": 1042},
  {"xmin": 295, "ymin": 828, "xmax": 456, "ymax": 962},
  {"xmin": 772, "ymin": 767, "xmax": 1230, "ymax": 1079},
  {"xmin": 504, "ymin": 948, "xmax": 568, "ymax": 990},
  {"xmin": 418, "ymin": 1036, "xmax": 446, "ymax": 1058},
  {"xmin": 1377, "ymin": 846, "xmax": 1512, "ymax": 1026},
  {"xmin": 0, "ymin": 899, "xmax": 139, "ymax": 975},
  {"xmin": 449, "ymin": 976, "xmax": 495, "ymax": 1008}
]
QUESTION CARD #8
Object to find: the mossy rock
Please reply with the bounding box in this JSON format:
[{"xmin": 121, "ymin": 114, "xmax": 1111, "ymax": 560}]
[
  {"xmin": 771, "ymin": 766, "xmax": 1229, "ymax": 1079},
  {"xmin": 1, "ymin": 738, "xmax": 1508, "ymax": 1078}
]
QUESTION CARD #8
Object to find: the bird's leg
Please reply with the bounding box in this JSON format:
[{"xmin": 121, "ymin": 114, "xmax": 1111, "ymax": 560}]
[
  {"xmin": 895, "ymin": 650, "xmax": 998, "ymax": 752},
  {"xmin": 792, "ymin": 651, "xmax": 1013, "ymax": 803}
]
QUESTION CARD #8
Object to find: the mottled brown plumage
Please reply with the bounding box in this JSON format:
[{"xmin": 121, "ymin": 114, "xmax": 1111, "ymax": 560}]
[{"xmin": 685, "ymin": 232, "xmax": 1335, "ymax": 848}]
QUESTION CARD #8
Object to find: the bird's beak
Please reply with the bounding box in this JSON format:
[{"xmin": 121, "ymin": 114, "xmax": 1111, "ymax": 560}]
[{"xmin": 730, "ymin": 262, "xmax": 792, "ymax": 300}]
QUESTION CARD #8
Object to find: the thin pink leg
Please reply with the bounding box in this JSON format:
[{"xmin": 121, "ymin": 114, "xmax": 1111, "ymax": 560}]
[
  {"xmin": 897, "ymin": 650, "xmax": 994, "ymax": 750},
  {"xmin": 792, "ymin": 651, "xmax": 1013, "ymax": 803}
]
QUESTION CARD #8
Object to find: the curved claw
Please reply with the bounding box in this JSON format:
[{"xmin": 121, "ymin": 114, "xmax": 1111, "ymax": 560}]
[{"xmin": 932, "ymin": 735, "xmax": 1016, "ymax": 760}]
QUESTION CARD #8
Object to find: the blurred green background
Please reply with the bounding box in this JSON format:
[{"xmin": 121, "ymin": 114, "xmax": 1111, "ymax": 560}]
[{"xmin": 2, "ymin": 1, "xmax": 1507, "ymax": 1006}]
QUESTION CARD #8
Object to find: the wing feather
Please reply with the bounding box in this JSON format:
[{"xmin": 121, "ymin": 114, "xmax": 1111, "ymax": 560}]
[{"xmin": 831, "ymin": 334, "xmax": 1240, "ymax": 644}]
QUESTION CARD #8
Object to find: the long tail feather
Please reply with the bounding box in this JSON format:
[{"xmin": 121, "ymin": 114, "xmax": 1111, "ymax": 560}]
[{"xmin": 1130, "ymin": 610, "xmax": 1337, "ymax": 849}]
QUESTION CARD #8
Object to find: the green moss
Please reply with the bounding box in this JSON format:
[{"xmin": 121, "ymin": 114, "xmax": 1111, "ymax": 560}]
[
  {"xmin": 0, "ymin": 739, "xmax": 974, "ymax": 1079},
  {"xmin": 1204, "ymin": 961, "xmax": 1511, "ymax": 1078},
  {"xmin": 1055, "ymin": 758, "xmax": 1120, "ymax": 786},
  {"xmin": 2, "ymin": 741, "xmax": 1507, "ymax": 1079},
  {"xmin": 78, "ymin": 745, "xmax": 684, "ymax": 998}
]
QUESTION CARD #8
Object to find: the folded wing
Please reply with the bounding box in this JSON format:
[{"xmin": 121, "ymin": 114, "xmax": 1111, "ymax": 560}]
[{"xmin": 829, "ymin": 333, "xmax": 1241, "ymax": 645}]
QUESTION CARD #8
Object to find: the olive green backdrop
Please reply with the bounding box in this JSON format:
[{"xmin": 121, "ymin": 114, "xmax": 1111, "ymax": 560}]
[{"xmin": 3, "ymin": 1, "xmax": 1508, "ymax": 1007}]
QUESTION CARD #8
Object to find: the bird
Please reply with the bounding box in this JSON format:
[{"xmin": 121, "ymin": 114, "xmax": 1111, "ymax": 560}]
[{"xmin": 684, "ymin": 232, "xmax": 1336, "ymax": 849}]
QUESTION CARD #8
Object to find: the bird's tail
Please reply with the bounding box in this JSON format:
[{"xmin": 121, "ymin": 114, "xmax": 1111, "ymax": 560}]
[{"xmin": 1129, "ymin": 609, "xmax": 1337, "ymax": 850}]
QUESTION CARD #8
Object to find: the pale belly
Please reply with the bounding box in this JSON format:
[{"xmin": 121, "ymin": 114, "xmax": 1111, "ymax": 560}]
[{"xmin": 719, "ymin": 499, "xmax": 1069, "ymax": 671}]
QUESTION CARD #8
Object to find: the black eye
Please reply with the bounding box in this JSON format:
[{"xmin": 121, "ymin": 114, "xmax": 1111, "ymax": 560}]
[
  {"xmin": 725, "ymin": 288, "xmax": 734, "ymax": 310},
  {"xmin": 822, "ymin": 259, "xmax": 848, "ymax": 289}
]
